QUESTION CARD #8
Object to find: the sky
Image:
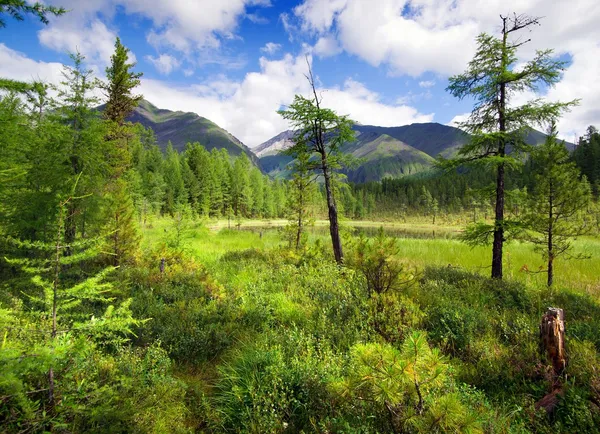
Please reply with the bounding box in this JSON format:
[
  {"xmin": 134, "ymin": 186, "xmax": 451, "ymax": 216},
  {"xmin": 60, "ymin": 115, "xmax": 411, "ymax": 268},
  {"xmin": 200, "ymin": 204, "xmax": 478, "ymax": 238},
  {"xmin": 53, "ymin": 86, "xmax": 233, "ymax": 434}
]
[{"xmin": 0, "ymin": 0, "xmax": 599, "ymax": 148}]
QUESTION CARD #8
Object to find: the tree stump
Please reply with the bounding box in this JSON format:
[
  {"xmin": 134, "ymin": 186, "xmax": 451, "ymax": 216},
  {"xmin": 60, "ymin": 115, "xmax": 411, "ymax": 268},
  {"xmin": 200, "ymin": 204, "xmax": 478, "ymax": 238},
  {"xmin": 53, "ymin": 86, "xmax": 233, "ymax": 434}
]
[
  {"xmin": 540, "ymin": 307, "xmax": 567, "ymax": 377},
  {"xmin": 536, "ymin": 307, "xmax": 567, "ymax": 415}
]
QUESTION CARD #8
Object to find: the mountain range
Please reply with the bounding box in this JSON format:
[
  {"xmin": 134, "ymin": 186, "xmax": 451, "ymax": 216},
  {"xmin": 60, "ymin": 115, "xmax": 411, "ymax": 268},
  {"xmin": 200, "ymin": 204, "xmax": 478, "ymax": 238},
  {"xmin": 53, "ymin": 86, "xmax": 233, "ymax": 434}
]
[
  {"xmin": 255, "ymin": 124, "xmax": 575, "ymax": 182},
  {"xmin": 125, "ymin": 100, "xmax": 573, "ymax": 182},
  {"xmin": 126, "ymin": 99, "xmax": 260, "ymax": 166}
]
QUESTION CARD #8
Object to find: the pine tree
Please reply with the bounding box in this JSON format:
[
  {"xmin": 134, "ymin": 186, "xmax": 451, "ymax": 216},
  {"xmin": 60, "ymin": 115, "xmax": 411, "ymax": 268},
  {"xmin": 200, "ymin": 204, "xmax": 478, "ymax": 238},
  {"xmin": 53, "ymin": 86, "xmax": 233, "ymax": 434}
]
[
  {"xmin": 100, "ymin": 38, "xmax": 143, "ymax": 265},
  {"xmin": 524, "ymin": 126, "xmax": 592, "ymax": 286},
  {"xmin": 103, "ymin": 179, "xmax": 141, "ymax": 266},
  {"xmin": 3, "ymin": 187, "xmax": 138, "ymax": 410},
  {"xmin": 442, "ymin": 14, "xmax": 578, "ymax": 279},
  {"xmin": 54, "ymin": 52, "xmax": 107, "ymax": 254},
  {"xmin": 163, "ymin": 143, "xmax": 186, "ymax": 215}
]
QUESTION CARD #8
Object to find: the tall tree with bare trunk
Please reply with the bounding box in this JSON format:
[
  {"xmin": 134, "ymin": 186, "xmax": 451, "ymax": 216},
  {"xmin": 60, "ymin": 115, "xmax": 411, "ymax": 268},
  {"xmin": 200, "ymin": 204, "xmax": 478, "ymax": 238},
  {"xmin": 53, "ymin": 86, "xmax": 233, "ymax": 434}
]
[{"xmin": 278, "ymin": 59, "xmax": 354, "ymax": 264}]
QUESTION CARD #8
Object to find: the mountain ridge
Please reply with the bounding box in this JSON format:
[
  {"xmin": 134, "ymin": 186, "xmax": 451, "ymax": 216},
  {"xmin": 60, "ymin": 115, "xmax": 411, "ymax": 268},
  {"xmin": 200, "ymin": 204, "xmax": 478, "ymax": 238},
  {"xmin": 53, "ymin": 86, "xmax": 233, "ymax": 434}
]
[
  {"xmin": 125, "ymin": 99, "xmax": 261, "ymax": 166},
  {"xmin": 255, "ymin": 123, "xmax": 575, "ymax": 182}
]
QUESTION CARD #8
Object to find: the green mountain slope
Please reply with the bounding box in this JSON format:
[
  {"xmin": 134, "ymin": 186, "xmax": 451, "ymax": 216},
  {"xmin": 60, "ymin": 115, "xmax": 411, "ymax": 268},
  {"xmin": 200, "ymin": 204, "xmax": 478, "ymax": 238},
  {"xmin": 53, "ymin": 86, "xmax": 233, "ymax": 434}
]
[
  {"xmin": 257, "ymin": 122, "xmax": 575, "ymax": 182},
  {"xmin": 342, "ymin": 133, "xmax": 435, "ymax": 182},
  {"xmin": 128, "ymin": 99, "xmax": 260, "ymax": 166}
]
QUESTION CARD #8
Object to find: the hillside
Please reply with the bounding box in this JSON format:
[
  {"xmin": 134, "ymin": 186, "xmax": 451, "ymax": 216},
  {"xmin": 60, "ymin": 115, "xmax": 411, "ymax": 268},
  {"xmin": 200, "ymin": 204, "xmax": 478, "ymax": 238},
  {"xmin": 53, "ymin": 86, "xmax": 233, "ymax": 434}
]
[
  {"xmin": 127, "ymin": 99, "xmax": 260, "ymax": 166},
  {"xmin": 256, "ymin": 123, "xmax": 574, "ymax": 181},
  {"xmin": 342, "ymin": 133, "xmax": 436, "ymax": 183}
]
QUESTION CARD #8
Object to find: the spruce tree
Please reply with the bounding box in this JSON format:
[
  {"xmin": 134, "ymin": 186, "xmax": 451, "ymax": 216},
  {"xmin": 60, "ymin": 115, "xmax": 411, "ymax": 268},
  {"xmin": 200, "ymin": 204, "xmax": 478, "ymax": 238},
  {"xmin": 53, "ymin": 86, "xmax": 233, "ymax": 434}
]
[
  {"xmin": 524, "ymin": 126, "xmax": 592, "ymax": 286},
  {"xmin": 443, "ymin": 14, "xmax": 578, "ymax": 279}
]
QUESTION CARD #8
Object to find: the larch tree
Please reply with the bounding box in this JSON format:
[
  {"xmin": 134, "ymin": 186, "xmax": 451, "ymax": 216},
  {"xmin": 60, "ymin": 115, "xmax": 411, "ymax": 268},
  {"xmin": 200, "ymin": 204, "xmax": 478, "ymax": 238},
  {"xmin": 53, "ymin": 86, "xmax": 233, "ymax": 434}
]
[
  {"xmin": 278, "ymin": 60, "xmax": 354, "ymax": 264},
  {"xmin": 285, "ymin": 148, "xmax": 315, "ymax": 250},
  {"xmin": 0, "ymin": 0, "xmax": 65, "ymax": 27},
  {"xmin": 100, "ymin": 38, "xmax": 143, "ymax": 265},
  {"xmin": 524, "ymin": 125, "xmax": 592, "ymax": 286},
  {"xmin": 101, "ymin": 37, "xmax": 143, "ymax": 127},
  {"xmin": 54, "ymin": 52, "xmax": 106, "ymax": 254},
  {"xmin": 443, "ymin": 13, "xmax": 578, "ymax": 279}
]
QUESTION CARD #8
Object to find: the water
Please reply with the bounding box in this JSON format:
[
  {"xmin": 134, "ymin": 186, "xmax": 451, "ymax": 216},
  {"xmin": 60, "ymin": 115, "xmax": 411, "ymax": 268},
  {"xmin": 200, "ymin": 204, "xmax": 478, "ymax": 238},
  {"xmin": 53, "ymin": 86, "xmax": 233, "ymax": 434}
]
[{"xmin": 236, "ymin": 223, "xmax": 461, "ymax": 240}]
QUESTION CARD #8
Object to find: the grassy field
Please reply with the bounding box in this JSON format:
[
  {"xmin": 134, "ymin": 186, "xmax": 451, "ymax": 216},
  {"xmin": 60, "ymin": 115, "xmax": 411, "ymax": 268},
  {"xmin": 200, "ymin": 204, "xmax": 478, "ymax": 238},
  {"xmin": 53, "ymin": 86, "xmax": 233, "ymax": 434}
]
[
  {"xmin": 127, "ymin": 215, "xmax": 600, "ymax": 432},
  {"xmin": 141, "ymin": 216, "xmax": 600, "ymax": 293}
]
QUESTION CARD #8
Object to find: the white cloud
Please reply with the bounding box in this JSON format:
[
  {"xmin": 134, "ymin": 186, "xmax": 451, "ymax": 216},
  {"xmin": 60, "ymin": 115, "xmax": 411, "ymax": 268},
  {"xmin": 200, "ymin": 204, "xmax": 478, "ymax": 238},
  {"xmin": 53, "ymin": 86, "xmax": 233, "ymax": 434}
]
[
  {"xmin": 246, "ymin": 13, "xmax": 269, "ymax": 24},
  {"xmin": 0, "ymin": 44, "xmax": 64, "ymax": 86},
  {"xmin": 293, "ymin": 0, "xmax": 600, "ymax": 136},
  {"xmin": 313, "ymin": 36, "xmax": 342, "ymax": 57},
  {"xmin": 139, "ymin": 54, "xmax": 432, "ymax": 147},
  {"xmin": 419, "ymin": 80, "xmax": 435, "ymax": 88},
  {"xmin": 448, "ymin": 112, "xmax": 470, "ymax": 128},
  {"xmin": 260, "ymin": 42, "xmax": 282, "ymax": 55},
  {"xmin": 146, "ymin": 54, "xmax": 181, "ymax": 75},
  {"xmin": 38, "ymin": 19, "xmax": 117, "ymax": 71},
  {"xmin": 40, "ymin": 0, "xmax": 271, "ymax": 62}
]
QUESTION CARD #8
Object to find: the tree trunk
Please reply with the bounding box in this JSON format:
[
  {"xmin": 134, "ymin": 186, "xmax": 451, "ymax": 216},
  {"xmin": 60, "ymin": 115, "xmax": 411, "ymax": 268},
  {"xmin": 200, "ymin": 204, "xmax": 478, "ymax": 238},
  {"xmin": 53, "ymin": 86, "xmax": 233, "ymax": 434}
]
[
  {"xmin": 548, "ymin": 185, "xmax": 554, "ymax": 287},
  {"xmin": 295, "ymin": 208, "xmax": 303, "ymax": 250},
  {"xmin": 492, "ymin": 161, "xmax": 505, "ymax": 279},
  {"xmin": 322, "ymin": 158, "xmax": 343, "ymax": 264},
  {"xmin": 492, "ymin": 19, "xmax": 509, "ymax": 280}
]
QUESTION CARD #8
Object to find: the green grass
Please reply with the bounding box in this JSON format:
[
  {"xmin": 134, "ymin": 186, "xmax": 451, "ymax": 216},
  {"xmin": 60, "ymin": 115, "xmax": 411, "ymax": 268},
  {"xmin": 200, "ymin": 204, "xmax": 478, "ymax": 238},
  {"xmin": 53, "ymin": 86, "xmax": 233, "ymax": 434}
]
[
  {"xmin": 142, "ymin": 216, "xmax": 600, "ymax": 293},
  {"xmin": 132, "ymin": 215, "xmax": 600, "ymax": 432}
]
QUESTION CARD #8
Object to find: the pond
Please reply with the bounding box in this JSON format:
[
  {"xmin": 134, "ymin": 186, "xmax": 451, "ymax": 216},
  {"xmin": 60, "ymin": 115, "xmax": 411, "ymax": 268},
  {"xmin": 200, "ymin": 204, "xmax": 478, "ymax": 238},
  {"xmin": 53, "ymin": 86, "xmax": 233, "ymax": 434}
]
[{"xmin": 234, "ymin": 223, "xmax": 462, "ymax": 240}]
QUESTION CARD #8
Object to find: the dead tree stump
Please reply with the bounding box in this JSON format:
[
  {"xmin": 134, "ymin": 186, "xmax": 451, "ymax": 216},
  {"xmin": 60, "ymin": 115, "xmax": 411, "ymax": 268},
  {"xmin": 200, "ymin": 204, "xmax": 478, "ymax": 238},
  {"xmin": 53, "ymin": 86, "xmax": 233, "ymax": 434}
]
[
  {"xmin": 536, "ymin": 307, "xmax": 567, "ymax": 415},
  {"xmin": 540, "ymin": 307, "xmax": 567, "ymax": 377}
]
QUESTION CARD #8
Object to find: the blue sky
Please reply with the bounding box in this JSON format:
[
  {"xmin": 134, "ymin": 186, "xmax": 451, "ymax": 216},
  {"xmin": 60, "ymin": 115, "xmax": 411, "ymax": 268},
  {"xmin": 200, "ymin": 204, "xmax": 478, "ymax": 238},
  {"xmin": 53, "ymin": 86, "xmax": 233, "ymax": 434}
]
[{"xmin": 1, "ymin": 0, "xmax": 598, "ymax": 147}]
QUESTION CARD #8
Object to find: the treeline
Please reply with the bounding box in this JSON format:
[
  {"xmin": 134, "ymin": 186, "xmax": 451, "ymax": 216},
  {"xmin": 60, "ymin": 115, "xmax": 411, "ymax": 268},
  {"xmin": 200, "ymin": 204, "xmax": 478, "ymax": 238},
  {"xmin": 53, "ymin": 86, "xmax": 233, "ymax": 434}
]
[
  {"xmin": 130, "ymin": 139, "xmax": 289, "ymax": 220},
  {"xmin": 344, "ymin": 133, "xmax": 600, "ymax": 223}
]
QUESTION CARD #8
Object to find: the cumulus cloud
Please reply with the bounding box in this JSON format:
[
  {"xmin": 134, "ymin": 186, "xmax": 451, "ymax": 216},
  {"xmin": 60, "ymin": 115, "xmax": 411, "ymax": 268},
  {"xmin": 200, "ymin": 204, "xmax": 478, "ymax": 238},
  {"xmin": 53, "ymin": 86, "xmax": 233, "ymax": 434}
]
[
  {"xmin": 260, "ymin": 42, "xmax": 282, "ymax": 55},
  {"xmin": 419, "ymin": 80, "xmax": 435, "ymax": 88},
  {"xmin": 139, "ymin": 54, "xmax": 432, "ymax": 147},
  {"xmin": 146, "ymin": 54, "xmax": 181, "ymax": 75},
  {"xmin": 313, "ymin": 36, "xmax": 342, "ymax": 57},
  {"xmin": 292, "ymin": 0, "xmax": 600, "ymax": 136},
  {"xmin": 40, "ymin": 0, "xmax": 272, "ymax": 63},
  {"xmin": 38, "ymin": 19, "xmax": 117, "ymax": 71},
  {"xmin": 0, "ymin": 44, "xmax": 64, "ymax": 85}
]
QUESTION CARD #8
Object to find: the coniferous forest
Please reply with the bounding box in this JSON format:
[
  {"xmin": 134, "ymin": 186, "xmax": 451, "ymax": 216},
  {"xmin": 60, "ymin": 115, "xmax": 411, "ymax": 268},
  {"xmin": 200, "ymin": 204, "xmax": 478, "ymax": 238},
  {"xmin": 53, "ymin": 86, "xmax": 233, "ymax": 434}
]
[{"xmin": 1, "ymin": 3, "xmax": 600, "ymax": 433}]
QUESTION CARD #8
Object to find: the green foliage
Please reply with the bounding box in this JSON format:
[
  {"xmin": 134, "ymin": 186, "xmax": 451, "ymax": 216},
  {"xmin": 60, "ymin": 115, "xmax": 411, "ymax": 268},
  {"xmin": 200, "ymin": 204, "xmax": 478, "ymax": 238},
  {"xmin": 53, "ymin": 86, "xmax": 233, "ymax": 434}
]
[
  {"xmin": 278, "ymin": 65, "xmax": 355, "ymax": 263},
  {"xmin": 523, "ymin": 126, "xmax": 592, "ymax": 285},
  {"xmin": 442, "ymin": 14, "xmax": 578, "ymax": 279},
  {"xmin": 341, "ymin": 332, "xmax": 484, "ymax": 433},
  {"xmin": 347, "ymin": 227, "xmax": 416, "ymax": 297},
  {"xmin": 101, "ymin": 37, "xmax": 143, "ymax": 126},
  {"xmin": 0, "ymin": 0, "xmax": 66, "ymax": 28}
]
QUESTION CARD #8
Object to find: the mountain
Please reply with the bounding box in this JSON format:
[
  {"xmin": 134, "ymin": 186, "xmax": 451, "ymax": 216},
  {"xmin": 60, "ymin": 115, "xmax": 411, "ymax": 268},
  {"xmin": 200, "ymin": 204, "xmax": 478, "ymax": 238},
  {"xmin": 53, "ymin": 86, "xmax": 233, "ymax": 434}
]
[
  {"xmin": 253, "ymin": 130, "xmax": 295, "ymax": 157},
  {"xmin": 127, "ymin": 99, "xmax": 260, "ymax": 166},
  {"xmin": 255, "ymin": 122, "xmax": 469, "ymax": 181},
  {"xmin": 256, "ymin": 122, "xmax": 574, "ymax": 182},
  {"xmin": 342, "ymin": 132, "xmax": 436, "ymax": 183}
]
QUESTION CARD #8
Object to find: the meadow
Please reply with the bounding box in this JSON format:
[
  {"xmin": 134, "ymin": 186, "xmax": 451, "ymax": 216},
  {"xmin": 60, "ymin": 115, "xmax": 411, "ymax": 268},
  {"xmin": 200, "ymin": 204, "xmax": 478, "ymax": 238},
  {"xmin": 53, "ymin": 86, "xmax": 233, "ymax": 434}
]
[
  {"xmin": 143, "ymin": 216, "xmax": 600, "ymax": 293},
  {"xmin": 119, "ymin": 215, "xmax": 600, "ymax": 433}
]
